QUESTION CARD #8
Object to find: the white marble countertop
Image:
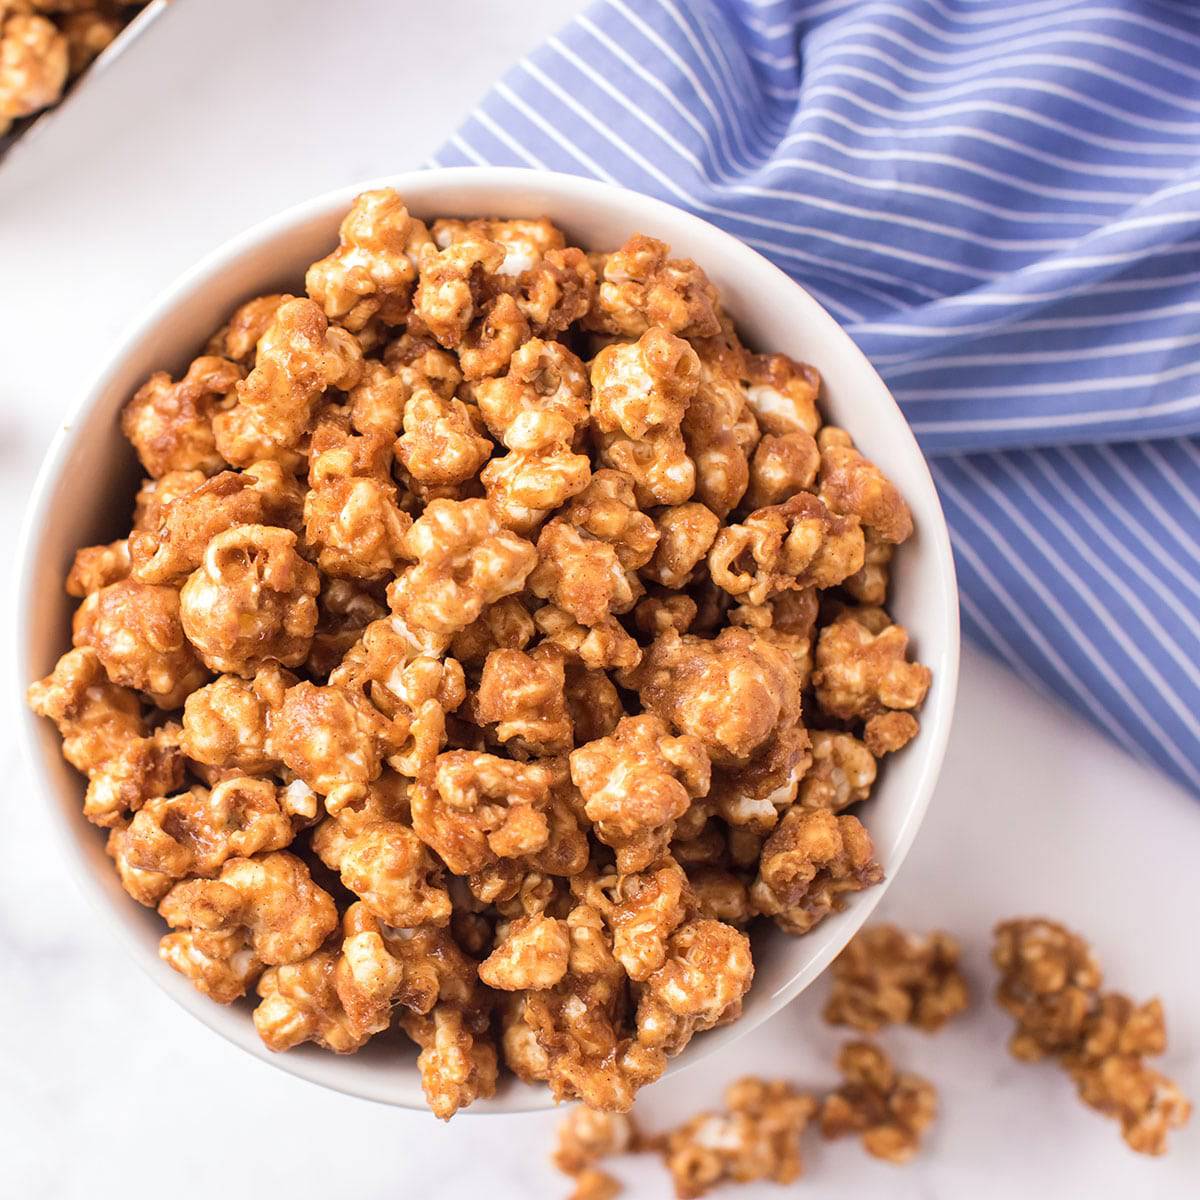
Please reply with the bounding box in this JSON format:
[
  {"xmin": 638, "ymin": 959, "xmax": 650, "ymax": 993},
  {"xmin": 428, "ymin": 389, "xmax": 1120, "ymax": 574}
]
[{"xmin": 1, "ymin": 2, "xmax": 1196, "ymax": 1196}]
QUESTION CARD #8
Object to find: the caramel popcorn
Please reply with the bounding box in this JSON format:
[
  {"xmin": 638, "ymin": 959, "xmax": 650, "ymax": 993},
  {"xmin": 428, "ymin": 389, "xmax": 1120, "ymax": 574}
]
[
  {"xmin": 213, "ymin": 298, "xmax": 363, "ymax": 468},
  {"xmin": 751, "ymin": 808, "xmax": 883, "ymax": 935},
  {"xmin": 108, "ymin": 777, "xmax": 295, "ymax": 906},
  {"xmin": 474, "ymin": 644, "xmax": 573, "ymax": 757},
  {"xmin": 179, "ymin": 524, "xmax": 319, "ymax": 675},
  {"xmin": 0, "ymin": 12, "xmax": 67, "ymax": 121},
  {"xmin": 129, "ymin": 464, "xmax": 304, "ymax": 587},
  {"xmin": 121, "ymin": 355, "xmax": 241, "ymax": 479},
  {"xmin": 813, "ymin": 612, "xmax": 931, "ymax": 732},
  {"xmin": 798, "ymin": 730, "xmax": 876, "ymax": 812},
  {"xmin": 709, "ymin": 492, "xmax": 863, "ymax": 606},
  {"xmin": 993, "ymin": 917, "xmax": 1190, "ymax": 1154},
  {"xmin": 586, "ymin": 235, "xmax": 720, "ymax": 339},
  {"xmin": 158, "ymin": 851, "xmax": 337, "ymax": 1003},
  {"xmin": 1, "ymin": 3, "xmax": 150, "ymax": 132},
  {"xmin": 30, "ymin": 189, "xmax": 928, "ymax": 1119},
  {"xmin": 818, "ymin": 1041, "xmax": 937, "ymax": 1163},
  {"xmin": 571, "ymin": 716, "xmax": 710, "ymax": 873},
  {"xmin": 629, "ymin": 627, "xmax": 799, "ymax": 767},
  {"xmin": 818, "ymin": 431, "xmax": 913, "ymax": 545},
  {"xmin": 306, "ymin": 189, "xmax": 432, "ymax": 331},
  {"xmin": 554, "ymin": 1106, "xmax": 639, "ymax": 1177},
  {"xmin": 825, "ymin": 924, "xmax": 969, "ymax": 1033},
  {"xmin": 388, "ymin": 498, "xmax": 537, "ymax": 637},
  {"xmin": 662, "ymin": 1077, "xmax": 817, "ymax": 1198},
  {"xmin": 312, "ymin": 774, "xmax": 451, "ymax": 929},
  {"xmin": 72, "ymin": 579, "xmax": 207, "ymax": 708}
]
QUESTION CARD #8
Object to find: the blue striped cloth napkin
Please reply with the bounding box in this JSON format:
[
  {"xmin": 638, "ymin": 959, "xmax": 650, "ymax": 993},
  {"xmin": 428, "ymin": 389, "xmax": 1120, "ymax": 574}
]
[{"xmin": 434, "ymin": 0, "xmax": 1200, "ymax": 797}]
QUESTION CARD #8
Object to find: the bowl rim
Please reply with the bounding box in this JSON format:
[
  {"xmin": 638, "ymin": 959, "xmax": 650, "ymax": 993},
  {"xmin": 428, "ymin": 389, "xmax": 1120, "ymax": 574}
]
[{"xmin": 13, "ymin": 165, "xmax": 960, "ymax": 1113}]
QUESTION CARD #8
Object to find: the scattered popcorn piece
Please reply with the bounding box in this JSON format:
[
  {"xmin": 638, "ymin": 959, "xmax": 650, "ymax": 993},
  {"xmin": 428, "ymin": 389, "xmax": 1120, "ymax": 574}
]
[
  {"xmin": 818, "ymin": 1041, "xmax": 937, "ymax": 1163},
  {"xmin": 825, "ymin": 924, "xmax": 969, "ymax": 1033},
  {"xmin": 993, "ymin": 917, "xmax": 1190, "ymax": 1154}
]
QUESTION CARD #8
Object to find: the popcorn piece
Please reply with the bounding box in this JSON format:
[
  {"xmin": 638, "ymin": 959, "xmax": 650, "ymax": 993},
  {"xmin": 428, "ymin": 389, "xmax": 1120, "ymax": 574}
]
[
  {"xmin": 746, "ymin": 431, "xmax": 819, "ymax": 509},
  {"xmin": 206, "ymin": 294, "xmax": 290, "ymax": 366},
  {"xmin": 479, "ymin": 913, "xmax": 571, "ymax": 990},
  {"xmin": 583, "ymin": 856, "xmax": 691, "ymax": 982},
  {"xmin": 530, "ymin": 520, "xmax": 640, "ymax": 628},
  {"xmin": 305, "ymin": 411, "xmax": 412, "ymax": 580},
  {"xmin": 401, "ymin": 999, "xmax": 499, "ymax": 1120},
  {"xmin": 414, "ymin": 236, "xmax": 529, "ymax": 378},
  {"xmin": 641, "ymin": 504, "xmax": 719, "ymax": 590},
  {"xmin": 410, "ymin": 750, "xmax": 553, "ymax": 875},
  {"xmin": 825, "ymin": 924, "xmax": 969, "ymax": 1033},
  {"xmin": 254, "ymin": 904, "xmax": 465, "ymax": 1055},
  {"xmin": 744, "ymin": 353, "xmax": 821, "ymax": 436},
  {"xmin": 522, "ymin": 902, "xmax": 667, "ymax": 1110},
  {"xmin": 475, "ymin": 644, "xmax": 573, "ymax": 757},
  {"xmin": 0, "ymin": 13, "xmax": 67, "ymax": 119},
  {"xmin": 475, "ymin": 338, "xmax": 590, "ymax": 445},
  {"xmin": 596, "ymin": 424, "xmax": 695, "ymax": 509},
  {"xmin": 564, "ymin": 663, "xmax": 625, "ymax": 745},
  {"xmin": 180, "ymin": 665, "xmax": 290, "ymax": 776},
  {"xmin": 305, "ymin": 577, "xmax": 388, "ymax": 677},
  {"xmin": 818, "ymin": 1041, "xmax": 937, "ymax": 1164},
  {"xmin": 446, "ymin": 599, "xmax": 530, "ymax": 669},
  {"xmin": 798, "ymin": 730, "xmax": 876, "ymax": 811},
  {"xmin": 635, "ymin": 917, "xmax": 754, "ymax": 1056},
  {"xmin": 687, "ymin": 868, "xmax": 752, "ymax": 927},
  {"xmin": 269, "ymin": 681, "xmax": 399, "ymax": 813},
  {"xmin": 661, "ymin": 1077, "xmax": 817, "ymax": 1198},
  {"xmin": 633, "ymin": 591, "xmax": 698, "ymax": 638},
  {"xmin": 629, "ymin": 627, "xmax": 799, "ymax": 767},
  {"xmin": 396, "ymin": 384, "xmax": 492, "ymax": 489},
  {"xmin": 121, "ymin": 355, "xmax": 241, "ymax": 479},
  {"xmin": 1066, "ymin": 996, "xmax": 1191, "ymax": 1156},
  {"xmin": 818, "ymin": 431, "xmax": 913, "ymax": 544},
  {"xmin": 553, "ymin": 1106, "xmax": 638, "ymax": 1176},
  {"xmin": 312, "ymin": 776, "xmax": 452, "ymax": 928},
  {"xmin": 27, "ymin": 647, "xmax": 184, "ymax": 826},
  {"xmin": 535, "ymin": 605, "xmax": 643, "ymax": 673},
  {"xmin": 709, "ymin": 492, "xmax": 864, "ymax": 605},
  {"xmin": 481, "ymin": 410, "xmax": 592, "ymax": 533},
  {"xmin": 66, "ymin": 539, "xmax": 131, "ymax": 597},
  {"xmin": 179, "ymin": 524, "xmax": 319, "ymax": 675},
  {"xmin": 681, "ymin": 357, "xmax": 755, "ymax": 520},
  {"xmin": 864, "ymin": 711, "xmax": 920, "ymax": 756},
  {"xmin": 158, "ymin": 851, "xmax": 337, "ymax": 1003},
  {"xmin": 388, "ymin": 498, "xmax": 537, "ymax": 637},
  {"xmin": 751, "ymin": 808, "xmax": 883, "ymax": 935},
  {"xmin": 72, "ymin": 579, "xmax": 207, "ymax": 709},
  {"xmin": 306, "ymin": 188, "xmax": 432, "ymax": 330},
  {"xmin": 330, "ymin": 617, "xmax": 465, "ymax": 776},
  {"xmin": 812, "ymin": 614, "xmax": 931, "ymax": 723},
  {"xmin": 383, "ymin": 328, "xmax": 463, "ymax": 398},
  {"xmin": 586, "ymin": 235, "xmax": 720, "ymax": 339},
  {"xmin": 130, "ymin": 463, "xmax": 304, "ymax": 587},
  {"xmin": 213, "ymin": 298, "xmax": 363, "ymax": 467},
  {"xmin": 993, "ymin": 917, "xmax": 1104, "ymax": 1061},
  {"xmin": 589, "ymin": 328, "xmax": 700, "ymax": 440},
  {"xmin": 108, "ymin": 777, "xmax": 295, "ymax": 906},
  {"xmin": 711, "ymin": 724, "xmax": 811, "ymax": 834},
  {"xmin": 571, "ymin": 715, "xmax": 709, "ymax": 874},
  {"xmin": 561, "ymin": 470, "xmax": 659, "ymax": 571},
  {"xmin": 844, "ymin": 528, "xmax": 893, "ymax": 606},
  {"xmin": 132, "ymin": 469, "xmax": 207, "ymax": 532}
]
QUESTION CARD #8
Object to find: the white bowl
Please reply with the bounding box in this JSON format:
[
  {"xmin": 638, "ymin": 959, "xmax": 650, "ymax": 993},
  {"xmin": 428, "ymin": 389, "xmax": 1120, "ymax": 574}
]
[{"xmin": 14, "ymin": 168, "xmax": 960, "ymax": 1113}]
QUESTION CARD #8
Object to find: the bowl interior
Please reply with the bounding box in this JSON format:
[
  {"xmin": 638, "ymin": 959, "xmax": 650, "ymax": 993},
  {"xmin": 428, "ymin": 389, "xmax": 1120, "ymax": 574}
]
[{"xmin": 16, "ymin": 168, "xmax": 959, "ymax": 1112}]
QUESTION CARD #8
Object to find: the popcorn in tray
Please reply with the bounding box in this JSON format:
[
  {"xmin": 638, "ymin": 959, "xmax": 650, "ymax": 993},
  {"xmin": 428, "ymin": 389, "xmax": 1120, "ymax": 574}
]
[
  {"xmin": 27, "ymin": 189, "xmax": 931, "ymax": 1118},
  {"xmin": 0, "ymin": 2, "xmax": 151, "ymax": 141}
]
